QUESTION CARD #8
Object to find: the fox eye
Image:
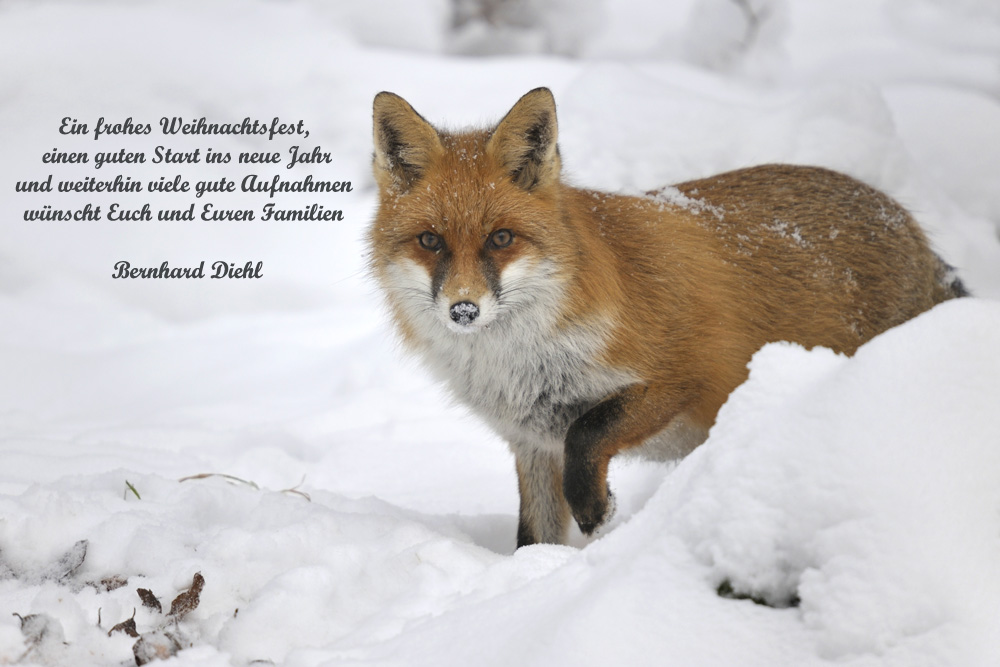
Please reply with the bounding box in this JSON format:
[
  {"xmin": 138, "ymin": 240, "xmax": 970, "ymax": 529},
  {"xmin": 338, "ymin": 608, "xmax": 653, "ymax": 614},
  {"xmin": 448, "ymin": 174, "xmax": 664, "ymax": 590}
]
[
  {"xmin": 488, "ymin": 229, "xmax": 514, "ymax": 249},
  {"xmin": 418, "ymin": 231, "xmax": 442, "ymax": 251}
]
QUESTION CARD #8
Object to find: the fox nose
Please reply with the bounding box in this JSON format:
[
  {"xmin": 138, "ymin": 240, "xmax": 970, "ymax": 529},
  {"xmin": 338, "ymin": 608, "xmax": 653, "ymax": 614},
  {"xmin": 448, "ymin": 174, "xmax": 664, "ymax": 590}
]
[{"xmin": 449, "ymin": 301, "xmax": 480, "ymax": 325}]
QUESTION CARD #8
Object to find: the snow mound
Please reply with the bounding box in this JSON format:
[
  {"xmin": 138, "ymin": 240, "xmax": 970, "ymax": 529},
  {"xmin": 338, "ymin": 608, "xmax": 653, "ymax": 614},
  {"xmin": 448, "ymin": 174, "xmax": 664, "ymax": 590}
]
[
  {"xmin": 3, "ymin": 300, "xmax": 998, "ymax": 666},
  {"xmin": 663, "ymin": 297, "xmax": 1000, "ymax": 662}
]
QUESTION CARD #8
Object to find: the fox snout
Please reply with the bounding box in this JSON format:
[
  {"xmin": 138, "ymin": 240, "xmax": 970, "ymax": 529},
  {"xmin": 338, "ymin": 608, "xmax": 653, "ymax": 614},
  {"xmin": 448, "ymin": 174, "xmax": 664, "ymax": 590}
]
[
  {"xmin": 437, "ymin": 260, "xmax": 497, "ymax": 332},
  {"xmin": 442, "ymin": 291, "xmax": 493, "ymax": 333},
  {"xmin": 449, "ymin": 301, "xmax": 480, "ymax": 326}
]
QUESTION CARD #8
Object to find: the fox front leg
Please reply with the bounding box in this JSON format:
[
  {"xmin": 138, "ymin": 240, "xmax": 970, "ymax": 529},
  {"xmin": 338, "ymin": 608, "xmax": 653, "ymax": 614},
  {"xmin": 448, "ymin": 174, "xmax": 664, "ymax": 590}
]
[
  {"xmin": 563, "ymin": 385, "xmax": 685, "ymax": 535},
  {"xmin": 514, "ymin": 446, "xmax": 572, "ymax": 547}
]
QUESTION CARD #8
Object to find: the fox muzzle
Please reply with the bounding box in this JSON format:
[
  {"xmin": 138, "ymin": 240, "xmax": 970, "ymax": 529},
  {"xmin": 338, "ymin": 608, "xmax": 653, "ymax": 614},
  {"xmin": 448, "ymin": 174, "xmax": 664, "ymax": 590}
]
[{"xmin": 449, "ymin": 301, "xmax": 480, "ymax": 326}]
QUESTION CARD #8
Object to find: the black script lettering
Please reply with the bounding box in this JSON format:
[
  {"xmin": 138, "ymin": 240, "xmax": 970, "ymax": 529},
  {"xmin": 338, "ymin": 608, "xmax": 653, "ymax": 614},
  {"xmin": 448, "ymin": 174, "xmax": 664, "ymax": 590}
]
[
  {"xmin": 211, "ymin": 261, "xmax": 263, "ymax": 279},
  {"xmin": 158, "ymin": 204, "xmax": 196, "ymax": 221},
  {"xmin": 112, "ymin": 260, "xmax": 206, "ymax": 279},
  {"xmin": 267, "ymin": 118, "xmax": 307, "ymax": 141},
  {"xmin": 200, "ymin": 203, "xmax": 254, "ymax": 221},
  {"xmin": 59, "ymin": 117, "xmax": 88, "ymax": 136},
  {"xmin": 261, "ymin": 203, "xmax": 344, "ymax": 221},
  {"xmin": 94, "ymin": 149, "xmax": 145, "ymax": 170},
  {"xmin": 194, "ymin": 177, "xmax": 236, "ymax": 198},
  {"xmin": 159, "ymin": 116, "xmax": 268, "ymax": 137},
  {"xmin": 42, "ymin": 148, "xmax": 88, "ymax": 165},
  {"xmin": 206, "ymin": 148, "xmax": 231, "ymax": 164},
  {"xmin": 238, "ymin": 151, "xmax": 281, "ymax": 165},
  {"xmin": 287, "ymin": 145, "xmax": 333, "ymax": 169},
  {"xmin": 24, "ymin": 203, "xmax": 101, "ymax": 222},
  {"xmin": 93, "ymin": 117, "xmax": 153, "ymax": 140},
  {"xmin": 58, "ymin": 175, "xmax": 141, "ymax": 194},
  {"xmin": 241, "ymin": 174, "xmax": 352, "ymax": 198},
  {"xmin": 107, "ymin": 203, "xmax": 152, "ymax": 221},
  {"xmin": 15, "ymin": 175, "xmax": 53, "ymax": 192},
  {"xmin": 148, "ymin": 175, "xmax": 190, "ymax": 193},
  {"xmin": 152, "ymin": 146, "xmax": 201, "ymax": 164}
]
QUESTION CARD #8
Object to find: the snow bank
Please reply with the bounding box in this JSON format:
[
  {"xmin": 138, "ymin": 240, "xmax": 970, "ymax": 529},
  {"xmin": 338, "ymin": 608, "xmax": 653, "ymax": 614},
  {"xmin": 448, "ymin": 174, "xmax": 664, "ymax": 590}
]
[
  {"xmin": 667, "ymin": 298, "xmax": 1000, "ymax": 663},
  {"xmin": 3, "ymin": 301, "xmax": 998, "ymax": 666}
]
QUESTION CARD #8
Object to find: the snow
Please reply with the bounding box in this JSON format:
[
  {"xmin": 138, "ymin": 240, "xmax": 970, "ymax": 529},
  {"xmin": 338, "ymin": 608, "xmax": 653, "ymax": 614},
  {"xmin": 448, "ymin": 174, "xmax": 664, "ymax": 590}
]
[
  {"xmin": 1, "ymin": 0, "xmax": 999, "ymax": 665},
  {"xmin": 647, "ymin": 185, "xmax": 727, "ymax": 220}
]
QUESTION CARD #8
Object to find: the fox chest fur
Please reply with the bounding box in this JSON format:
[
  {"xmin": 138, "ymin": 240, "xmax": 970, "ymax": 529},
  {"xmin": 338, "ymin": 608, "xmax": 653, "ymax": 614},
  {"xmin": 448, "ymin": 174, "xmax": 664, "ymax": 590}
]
[
  {"xmin": 412, "ymin": 287, "xmax": 635, "ymax": 452},
  {"xmin": 367, "ymin": 88, "xmax": 966, "ymax": 547}
]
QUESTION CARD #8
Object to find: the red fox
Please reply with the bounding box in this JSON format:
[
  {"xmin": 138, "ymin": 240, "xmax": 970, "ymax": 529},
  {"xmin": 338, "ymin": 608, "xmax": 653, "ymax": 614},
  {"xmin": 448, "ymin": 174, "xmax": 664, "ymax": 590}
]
[{"xmin": 368, "ymin": 88, "xmax": 967, "ymax": 547}]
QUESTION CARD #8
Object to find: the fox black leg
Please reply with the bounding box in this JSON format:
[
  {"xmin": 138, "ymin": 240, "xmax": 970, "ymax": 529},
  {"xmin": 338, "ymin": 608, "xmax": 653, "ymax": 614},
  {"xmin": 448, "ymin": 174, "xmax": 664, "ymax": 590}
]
[{"xmin": 563, "ymin": 385, "xmax": 682, "ymax": 535}]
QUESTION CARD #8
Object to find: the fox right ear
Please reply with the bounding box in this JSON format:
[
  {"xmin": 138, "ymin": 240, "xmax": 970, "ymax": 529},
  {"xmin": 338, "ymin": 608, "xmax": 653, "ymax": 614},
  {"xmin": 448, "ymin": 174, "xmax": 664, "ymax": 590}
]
[
  {"xmin": 487, "ymin": 88, "xmax": 560, "ymax": 191},
  {"xmin": 372, "ymin": 92, "xmax": 443, "ymax": 192}
]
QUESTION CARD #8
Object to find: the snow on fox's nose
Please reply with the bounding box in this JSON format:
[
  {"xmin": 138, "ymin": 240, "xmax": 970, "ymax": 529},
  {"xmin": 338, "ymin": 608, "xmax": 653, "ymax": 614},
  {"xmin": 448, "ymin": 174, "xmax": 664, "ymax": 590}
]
[{"xmin": 449, "ymin": 301, "xmax": 479, "ymax": 325}]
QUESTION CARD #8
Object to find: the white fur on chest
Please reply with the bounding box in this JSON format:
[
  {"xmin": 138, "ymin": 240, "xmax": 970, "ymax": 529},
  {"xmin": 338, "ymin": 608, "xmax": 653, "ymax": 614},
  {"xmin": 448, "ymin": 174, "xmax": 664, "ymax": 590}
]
[{"xmin": 419, "ymin": 315, "xmax": 635, "ymax": 451}]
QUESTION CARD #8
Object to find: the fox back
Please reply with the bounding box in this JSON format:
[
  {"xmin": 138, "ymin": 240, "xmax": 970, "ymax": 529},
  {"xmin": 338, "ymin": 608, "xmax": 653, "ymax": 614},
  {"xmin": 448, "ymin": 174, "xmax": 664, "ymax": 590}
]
[{"xmin": 368, "ymin": 88, "xmax": 966, "ymax": 547}]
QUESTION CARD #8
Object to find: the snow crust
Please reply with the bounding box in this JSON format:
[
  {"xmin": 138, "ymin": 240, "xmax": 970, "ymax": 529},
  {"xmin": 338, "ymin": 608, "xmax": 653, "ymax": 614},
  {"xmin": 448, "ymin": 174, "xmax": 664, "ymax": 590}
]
[{"xmin": 1, "ymin": 1, "xmax": 999, "ymax": 665}]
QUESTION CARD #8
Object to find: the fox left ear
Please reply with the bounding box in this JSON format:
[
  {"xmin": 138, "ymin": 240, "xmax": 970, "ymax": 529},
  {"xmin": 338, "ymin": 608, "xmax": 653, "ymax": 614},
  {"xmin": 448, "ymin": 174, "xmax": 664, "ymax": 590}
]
[
  {"xmin": 487, "ymin": 88, "xmax": 561, "ymax": 190},
  {"xmin": 372, "ymin": 92, "xmax": 443, "ymax": 193}
]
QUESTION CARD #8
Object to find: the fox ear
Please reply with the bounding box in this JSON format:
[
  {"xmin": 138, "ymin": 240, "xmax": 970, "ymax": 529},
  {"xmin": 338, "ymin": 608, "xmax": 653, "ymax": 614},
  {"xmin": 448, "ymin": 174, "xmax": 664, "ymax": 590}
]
[
  {"xmin": 487, "ymin": 87, "xmax": 561, "ymax": 190},
  {"xmin": 373, "ymin": 92, "xmax": 443, "ymax": 192}
]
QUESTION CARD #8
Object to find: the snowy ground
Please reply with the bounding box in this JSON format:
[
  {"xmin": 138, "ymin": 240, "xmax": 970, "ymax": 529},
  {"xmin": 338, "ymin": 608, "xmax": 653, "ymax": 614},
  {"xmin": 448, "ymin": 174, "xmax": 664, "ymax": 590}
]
[{"xmin": 1, "ymin": 1, "xmax": 999, "ymax": 665}]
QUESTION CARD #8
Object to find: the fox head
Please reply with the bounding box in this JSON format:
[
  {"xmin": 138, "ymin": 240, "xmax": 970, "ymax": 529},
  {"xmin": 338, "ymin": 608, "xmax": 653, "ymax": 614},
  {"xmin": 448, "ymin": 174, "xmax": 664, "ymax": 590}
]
[{"xmin": 369, "ymin": 88, "xmax": 572, "ymax": 341}]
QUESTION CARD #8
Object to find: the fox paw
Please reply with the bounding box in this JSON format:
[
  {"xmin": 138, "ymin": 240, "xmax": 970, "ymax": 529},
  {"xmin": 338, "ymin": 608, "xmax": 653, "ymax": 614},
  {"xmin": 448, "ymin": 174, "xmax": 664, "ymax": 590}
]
[{"xmin": 567, "ymin": 487, "xmax": 616, "ymax": 536}]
